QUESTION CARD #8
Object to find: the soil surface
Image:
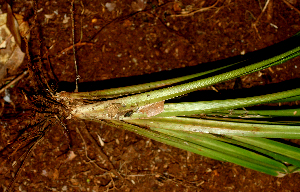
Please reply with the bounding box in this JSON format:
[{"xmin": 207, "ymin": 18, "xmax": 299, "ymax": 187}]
[{"xmin": 1, "ymin": 0, "xmax": 300, "ymax": 191}]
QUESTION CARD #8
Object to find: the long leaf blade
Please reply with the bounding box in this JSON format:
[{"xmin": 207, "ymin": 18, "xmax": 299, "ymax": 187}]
[{"xmin": 126, "ymin": 117, "xmax": 300, "ymax": 138}]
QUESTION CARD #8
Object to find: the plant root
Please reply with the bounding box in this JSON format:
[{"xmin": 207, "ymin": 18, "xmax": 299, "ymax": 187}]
[{"xmin": 252, "ymin": 0, "xmax": 271, "ymax": 39}]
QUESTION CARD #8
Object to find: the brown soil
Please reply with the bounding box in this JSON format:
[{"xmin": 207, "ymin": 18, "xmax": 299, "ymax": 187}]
[{"xmin": 1, "ymin": 0, "xmax": 300, "ymax": 191}]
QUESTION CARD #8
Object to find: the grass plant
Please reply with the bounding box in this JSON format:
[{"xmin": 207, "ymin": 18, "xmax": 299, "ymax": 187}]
[{"xmin": 59, "ymin": 31, "xmax": 300, "ymax": 177}]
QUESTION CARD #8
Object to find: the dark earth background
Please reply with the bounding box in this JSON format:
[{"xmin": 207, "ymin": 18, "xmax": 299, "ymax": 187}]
[{"xmin": 1, "ymin": 0, "xmax": 300, "ymax": 191}]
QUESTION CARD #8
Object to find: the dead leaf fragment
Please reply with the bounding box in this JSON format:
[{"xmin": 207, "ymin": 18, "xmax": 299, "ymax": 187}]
[
  {"xmin": 0, "ymin": 3, "xmax": 27, "ymax": 83},
  {"xmin": 131, "ymin": 0, "xmax": 147, "ymax": 12},
  {"xmin": 66, "ymin": 150, "xmax": 77, "ymax": 162},
  {"xmin": 105, "ymin": 2, "xmax": 116, "ymax": 12},
  {"xmin": 138, "ymin": 101, "xmax": 164, "ymax": 117},
  {"xmin": 14, "ymin": 14, "xmax": 30, "ymax": 40}
]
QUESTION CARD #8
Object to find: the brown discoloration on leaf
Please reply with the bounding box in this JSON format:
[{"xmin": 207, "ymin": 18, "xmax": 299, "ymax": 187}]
[
  {"xmin": 105, "ymin": 103, "xmax": 137, "ymax": 119},
  {"xmin": 138, "ymin": 101, "xmax": 165, "ymax": 117},
  {"xmin": 105, "ymin": 103, "xmax": 123, "ymax": 119}
]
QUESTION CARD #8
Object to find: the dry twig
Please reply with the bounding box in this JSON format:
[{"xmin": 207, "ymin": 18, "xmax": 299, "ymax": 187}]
[
  {"xmin": 78, "ymin": 123, "xmax": 124, "ymax": 180},
  {"xmin": 57, "ymin": 42, "xmax": 93, "ymax": 57},
  {"xmin": 282, "ymin": 0, "xmax": 300, "ymax": 15},
  {"xmin": 75, "ymin": 127, "xmax": 108, "ymax": 172},
  {"xmin": 0, "ymin": 70, "xmax": 28, "ymax": 95},
  {"xmin": 171, "ymin": 0, "xmax": 220, "ymax": 17},
  {"xmin": 252, "ymin": 0, "xmax": 271, "ymax": 39},
  {"xmin": 71, "ymin": 0, "xmax": 79, "ymax": 92}
]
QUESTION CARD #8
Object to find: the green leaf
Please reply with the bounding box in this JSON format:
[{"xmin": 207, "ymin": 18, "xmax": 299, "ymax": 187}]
[
  {"xmin": 69, "ymin": 31, "xmax": 300, "ymax": 176},
  {"xmin": 126, "ymin": 117, "xmax": 300, "ymax": 138}
]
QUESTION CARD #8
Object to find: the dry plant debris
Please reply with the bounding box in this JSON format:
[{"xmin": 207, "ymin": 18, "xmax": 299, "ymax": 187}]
[{"xmin": 0, "ymin": 3, "xmax": 28, "ymax": 83}]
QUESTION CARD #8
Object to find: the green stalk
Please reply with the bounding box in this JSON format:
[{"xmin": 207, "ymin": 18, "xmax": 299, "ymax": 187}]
[
  {"xmin": 126, "ymin": 117, "xmax": 300, "ymax": 138},
  {"xmin": 102, "ymin": 119, "xmax": 289, "ymax": 176},
  {"xmin": 210, "ymin": 108, "xmax": 300, "ymax": 118},
  {"xmin": 199, "ymin": 134, "xmax": 300, "ymax": 168},
  {"xmin": 67, "ymin": 31, "xmax": 300, "ymax": 176},
  {"xmin": 70, "ymin": 32, "xmax": 300, "ymax": 120},
  {"xmin": 67, "ymin": 32, "xmax": 300, "ymax": 101},
  {"xmin": 227, "ymin": 136, "xmax": 300, "ymax": 161},
  {"xmin": 63, "ymin": 59, "xmax": 241, "ymax": 99},
  {"xmin": 148, "ymin": 126, "xmax": 289, "ymax": 176},
  {"xmin": 126, "ymin": 87, "xmax": 300, "ymax": 119}
]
